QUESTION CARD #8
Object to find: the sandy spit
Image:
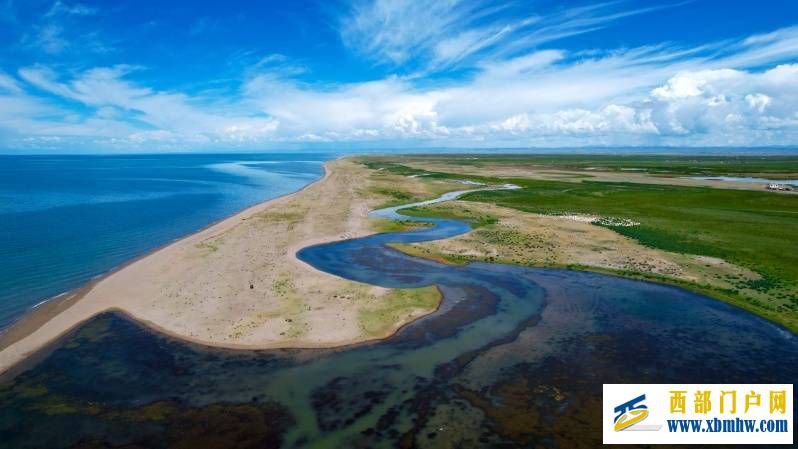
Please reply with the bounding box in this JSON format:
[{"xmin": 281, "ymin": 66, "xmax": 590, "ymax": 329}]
[{"xmin": 0, "ymin": 158, "xmax": 439, "ymax": 378}]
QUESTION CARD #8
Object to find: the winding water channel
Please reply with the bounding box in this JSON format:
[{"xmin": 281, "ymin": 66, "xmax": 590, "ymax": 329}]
[{"xmin": 1, "ymin": 188, "xmax": 796, "ymax": 448}]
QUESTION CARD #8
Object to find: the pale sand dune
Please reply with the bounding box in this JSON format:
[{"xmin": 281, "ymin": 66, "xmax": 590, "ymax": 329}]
[{"xmin": 0, "ymin": 159, "xmax": 440, "ymax": 376}]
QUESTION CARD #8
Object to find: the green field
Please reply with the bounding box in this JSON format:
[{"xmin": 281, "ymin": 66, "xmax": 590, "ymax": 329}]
[
  {"xmin": 379, "ymin": 154, "xmax": 798, "ymax": 176},
  {"xmin": 359, "ymin": 155, "xmax": 798, "ymax": 333}
]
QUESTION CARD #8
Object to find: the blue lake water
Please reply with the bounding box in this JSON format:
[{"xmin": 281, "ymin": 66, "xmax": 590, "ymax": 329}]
[{"xmin": 0, "ymin": 154, "xmax": 330, "ymax": 328}]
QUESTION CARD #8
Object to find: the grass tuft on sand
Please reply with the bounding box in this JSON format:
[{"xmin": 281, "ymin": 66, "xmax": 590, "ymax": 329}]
[{"xmin": 358, "ymin": 286, "xmax": 440, "ymax": 338}]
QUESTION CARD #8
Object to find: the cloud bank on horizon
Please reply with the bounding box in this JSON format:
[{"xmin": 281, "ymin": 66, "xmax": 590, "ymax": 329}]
[{"xmin": 0, "ymin": 0, "xmax": 797, "ymax": 152}]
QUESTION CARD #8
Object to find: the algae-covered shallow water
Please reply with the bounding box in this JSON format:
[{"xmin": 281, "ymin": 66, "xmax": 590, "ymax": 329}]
[{"xmin": 0, "ymin": 192, "xmax": 796, "ymax": 448}]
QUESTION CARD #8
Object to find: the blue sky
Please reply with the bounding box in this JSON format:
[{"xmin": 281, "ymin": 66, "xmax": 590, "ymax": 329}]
[{"xmin": 1, "ymin": 0, "xmax": 797, "ymax": 152}]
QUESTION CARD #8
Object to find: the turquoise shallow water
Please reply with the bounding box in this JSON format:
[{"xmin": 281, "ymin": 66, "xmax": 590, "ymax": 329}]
[{"xmin": 0, "ymin": 154, "xmax": 330, "ymax": 328}]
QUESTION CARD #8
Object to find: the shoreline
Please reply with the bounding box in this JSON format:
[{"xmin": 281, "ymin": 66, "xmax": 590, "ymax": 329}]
[
  {"xmin": 0, "ymin": 157, "xmax": 454, "ymax": 379},
  {"xmin": 0, "ymin": 162, "xmax": 333, "ymax": 353}
]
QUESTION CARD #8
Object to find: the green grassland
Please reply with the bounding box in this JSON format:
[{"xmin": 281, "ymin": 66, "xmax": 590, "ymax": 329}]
[
  {"xmin": 376, "ymin": 154, "xmax": 798, "ymax": 176},
  {"xmin": 359, "ymin": 155, "xmax": 798, "ymax": 333},
  {"xmin": 370, "ymin": 218, "xmax": 433, "ymax": 233},
  {"xmin": 463, "ymin": 180, "xmax": 798, "ymax": 328}
]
